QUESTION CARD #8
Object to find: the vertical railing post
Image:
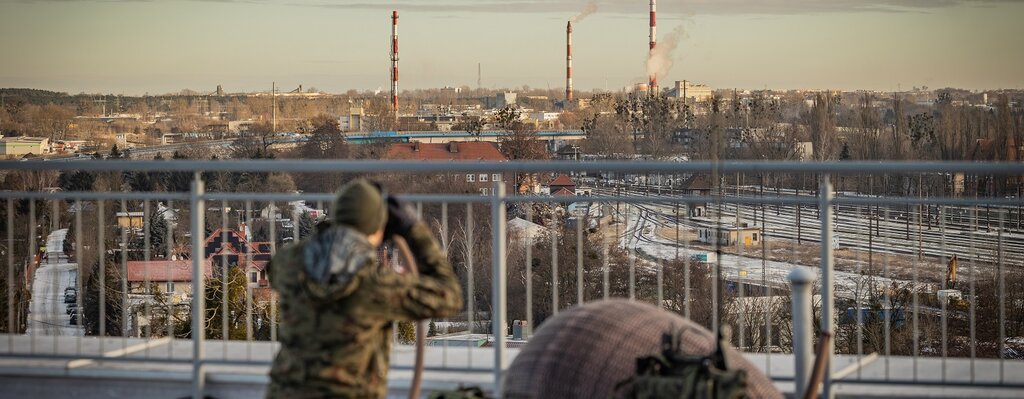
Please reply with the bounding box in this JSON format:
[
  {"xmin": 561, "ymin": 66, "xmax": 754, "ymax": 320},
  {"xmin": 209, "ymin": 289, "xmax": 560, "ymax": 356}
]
[
  {"xmin": 819, "ymin": 175, "xmax": 835, "ymax": 399},
  {"xmin": 190, "ymin": 172, "xmax": 206, "ymax": 399},
  {"xmin": 491, "ymin": 181, "xmax": 507, "ymax": 396},
  {"xmin": 790, "ymin": 268, "xmax": 814, "ymax": 399}
]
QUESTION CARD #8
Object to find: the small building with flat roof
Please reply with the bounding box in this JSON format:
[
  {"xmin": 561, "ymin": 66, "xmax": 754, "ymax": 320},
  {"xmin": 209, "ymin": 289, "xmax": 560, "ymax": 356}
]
[
  {"xmin": 698, "ymin": 223, "xmax": 762, "ymax": 247},
  {"xmin": 0, "ymin": 136, "xmax": 49, "ymax": 157}
]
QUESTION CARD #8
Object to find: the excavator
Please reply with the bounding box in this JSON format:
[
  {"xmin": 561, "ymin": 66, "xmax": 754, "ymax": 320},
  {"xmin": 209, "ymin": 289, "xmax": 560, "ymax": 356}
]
[
  {"xmin": 937, "ymin": 254, "xmax": 964, "ymax": 306},
  {"xmin": 945, "ymin": 254, "xmax": 958, "ymax": 290}
]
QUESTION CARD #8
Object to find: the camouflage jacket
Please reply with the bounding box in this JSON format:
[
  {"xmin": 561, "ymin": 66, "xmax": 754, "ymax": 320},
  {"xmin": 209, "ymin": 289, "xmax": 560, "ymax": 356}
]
[{"xmin": 266, "ymin": 223, "xmax": 463, "ymax": 399}]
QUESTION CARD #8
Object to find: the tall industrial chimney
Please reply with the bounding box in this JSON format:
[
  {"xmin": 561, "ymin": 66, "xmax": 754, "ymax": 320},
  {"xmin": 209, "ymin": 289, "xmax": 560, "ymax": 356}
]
[
  {"xmin": 566, "ymin": 21, "xmax": 573, "ymax": 103},
  {"xmin": 649, "ymin": 0, "xmax": 657, "ymax": 93},
  {"xmin": 391, "ymin": 11, "xmax": 399, "ymax": 116}
]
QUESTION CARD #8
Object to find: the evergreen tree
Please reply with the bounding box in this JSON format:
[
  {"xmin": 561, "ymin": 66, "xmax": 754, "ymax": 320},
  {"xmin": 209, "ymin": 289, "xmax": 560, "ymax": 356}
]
[
  {"xmin": 83, "ymin": 257, "xmax": 126, "ymax": 337},
  {"xmin": 427, "ymin": 320, "xmax": 438, "ymax": 337},
  {"xmin": 57, "ymin": 170, "xmax": 96, "ymax": 193},
  {"xmin": 128, "ymin": 208, "xmax": 169, "ymax": 260},
  {"xmin": 164, "ymin": 151, "xmax": 193, "ymax": 192},
  {"xmin": 126, "ymin": 170, "xmax": 155, "ymax": 192}
]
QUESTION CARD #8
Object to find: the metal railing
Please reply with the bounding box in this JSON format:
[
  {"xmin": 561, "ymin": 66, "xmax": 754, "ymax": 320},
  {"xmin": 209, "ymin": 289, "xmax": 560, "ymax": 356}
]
[{"xmin": 1, "ymin": 159, "xmax": 1023, "ymax": 398}]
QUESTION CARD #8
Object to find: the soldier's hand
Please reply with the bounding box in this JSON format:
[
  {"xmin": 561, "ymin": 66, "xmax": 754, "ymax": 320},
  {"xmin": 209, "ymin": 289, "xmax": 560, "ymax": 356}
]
[{"xmin": 385, "ymin": 196, "xmax": 418, "ymax": 239}]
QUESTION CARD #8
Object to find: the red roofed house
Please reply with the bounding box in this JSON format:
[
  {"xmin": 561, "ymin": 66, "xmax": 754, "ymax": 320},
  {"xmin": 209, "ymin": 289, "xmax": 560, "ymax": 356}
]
[
  {"xmin": 127, "ymin": 227, "xmax": 274, "ymax": 302},
  {"xmin": 547, "ymin": 174, "xmax": 576, "ymax": 196},
  {"xmin": 387, "ymin": 141, "xmax": 513, "ymax": 195},
  {"xmin": 204, "ymin": 227, "xmax": 272, "ymax": 287},
  {"xmin": 127, "ymin": 259, "xmax": 213, "ymax": 301}
]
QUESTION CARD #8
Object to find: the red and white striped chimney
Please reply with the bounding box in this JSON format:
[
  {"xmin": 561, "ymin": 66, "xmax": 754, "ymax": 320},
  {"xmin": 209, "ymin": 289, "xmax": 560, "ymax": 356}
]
[
  {"xmin": 566, "ymin": 20, "xmax": 573, "ymax": 103},
  {"xmin": 391, "ymin": 11, "xmax": 399, "ymax": 115},
  {"xmin": 649, "ymin": 0, "xmax": 657, "ymax": 93}
]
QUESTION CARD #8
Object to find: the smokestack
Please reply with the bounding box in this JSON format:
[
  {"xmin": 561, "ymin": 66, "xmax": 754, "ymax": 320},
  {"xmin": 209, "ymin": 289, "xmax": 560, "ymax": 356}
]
[
  {"xmin": 391, "ymin": 11, "xmax": 399, "ymax": 116},
  {"xmin": 649, "ymin": 0, "xmax": 657, "ymax": 93},
  {"xmin": 566, "ymin": 21, "xmax": 573, "ymax": 103}
]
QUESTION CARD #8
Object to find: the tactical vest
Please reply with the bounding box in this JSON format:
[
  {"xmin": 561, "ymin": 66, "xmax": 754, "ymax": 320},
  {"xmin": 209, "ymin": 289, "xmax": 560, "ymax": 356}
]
[
  {"xmin": 620, "ymin": 330, "xmax": 748, "ymax": 399},
  {"xmin": 428, "ymin": 386, "xmax": 489, "ymax": 399}
]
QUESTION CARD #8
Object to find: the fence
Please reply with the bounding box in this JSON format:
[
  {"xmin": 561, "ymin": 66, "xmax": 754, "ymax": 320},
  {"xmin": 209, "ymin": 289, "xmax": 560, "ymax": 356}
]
[{"xmin": 1, "ymin": 159, "xmax": 1022, "ymax": 398}]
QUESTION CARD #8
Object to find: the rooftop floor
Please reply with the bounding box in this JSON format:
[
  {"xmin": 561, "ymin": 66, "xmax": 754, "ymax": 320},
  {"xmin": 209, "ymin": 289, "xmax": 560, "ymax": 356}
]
[{"xmin": 0, "ymin": 335, "xmax": 1021, "ymax": 398}]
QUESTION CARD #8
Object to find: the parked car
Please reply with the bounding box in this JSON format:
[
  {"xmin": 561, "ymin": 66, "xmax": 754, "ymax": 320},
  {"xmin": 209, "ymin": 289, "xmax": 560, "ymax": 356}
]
[
  {"xmin": 69, "ymin": 312, "xmax": 78, "ymax": 326},
  {"xmin": 66, "ymin": 303, "xmax": 77, "ymax": 315},
  {"xmin": 63, "ymin": 288, "xmax": 76, "ymax": 304}
]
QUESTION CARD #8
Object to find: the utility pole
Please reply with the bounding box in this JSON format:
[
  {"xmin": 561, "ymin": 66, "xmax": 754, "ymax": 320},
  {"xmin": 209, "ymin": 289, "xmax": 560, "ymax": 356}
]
[
  {"xmin": 272, "ymin": 82, "xmax": 277, "ymax": 133},
  {"xmin": 797, "ymin": 186, "xmax": 802, "ymax": 245},
  {"xmin": 735, "ymin": 172, "xmax": 741, "ymax": 228},
  {"xmin": 918, "ymin": 174, "xmax": 923, "ymax": 259},
  {"xmin": 391, "ymin": 11, "xmax": 400, "ymax": 120}
]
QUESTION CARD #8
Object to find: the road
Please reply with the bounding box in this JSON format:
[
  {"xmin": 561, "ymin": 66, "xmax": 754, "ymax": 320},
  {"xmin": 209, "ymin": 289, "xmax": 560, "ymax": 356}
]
[{"xmin": 25, "ymin": 229, "xmax": 83, "ymax": 337}]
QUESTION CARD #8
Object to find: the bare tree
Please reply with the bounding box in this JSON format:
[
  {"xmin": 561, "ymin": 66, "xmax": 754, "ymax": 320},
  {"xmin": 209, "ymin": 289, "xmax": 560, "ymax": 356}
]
[
  {"xmin": 364, "ymin": 98, "xmax": 397, "ymax": 132},
  {"xmin": 36, "ymin": 104, "xmax": 75, "ymax": 141},
  {"xmin": 614, "ymin": 95, "xmax": 682, "ymax": 159},
  {"xmin": 499, "ymin": 121, "xmax": 548, "ymax": 161},
  {"xmin": 453, "ymin": 112, "xmax": 484, "ymax": 137},
  {"xmin": 806, "ymin": 93, "xmax": 840, "ymax": 160},
  {"xmin": 890, "ymin": 94, "xmax": 910, "ymax": 160},
  {"xmin": 292, "ymin": 116, "xmax": 350, "ymax": 192},
  {"xmin": 581, "ymin": 113, "xmax": 633, "ymax": 159},
  {"xmin": 933, "ymin": 94, "xmax": 967, "ymax": 161},
  {"xmin": 231, "ymin": 122, "xmax": 275, "ymax": 159}
]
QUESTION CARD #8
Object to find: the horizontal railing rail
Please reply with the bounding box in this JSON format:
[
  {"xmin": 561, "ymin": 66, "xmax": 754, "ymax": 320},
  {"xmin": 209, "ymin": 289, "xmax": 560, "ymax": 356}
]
[
  {"xmin": 2, "ymin": 159, "xmax": 1024, "ymax": 174},
  {"xmin": 1, "ymin": 160, "xmax": 1021, "ymax": 398}
]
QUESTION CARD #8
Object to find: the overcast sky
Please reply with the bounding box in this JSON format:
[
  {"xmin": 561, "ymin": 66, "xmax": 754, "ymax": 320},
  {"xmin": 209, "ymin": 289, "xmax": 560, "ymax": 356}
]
[{"xmin": 1, "ymin": 0, "xmax": 1022, "ymax": 95}]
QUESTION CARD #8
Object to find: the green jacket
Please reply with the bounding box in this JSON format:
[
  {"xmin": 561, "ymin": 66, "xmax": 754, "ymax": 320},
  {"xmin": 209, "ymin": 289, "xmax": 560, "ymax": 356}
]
[{"xmin": 266, "ymin": 222, "xmax": 463, "ymax": 398}]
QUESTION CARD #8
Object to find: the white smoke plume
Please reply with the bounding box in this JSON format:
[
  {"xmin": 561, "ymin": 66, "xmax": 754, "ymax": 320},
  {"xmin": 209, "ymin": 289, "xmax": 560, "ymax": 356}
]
[
  {"xmin": 570, "ymin": 0, "xmax": 599, "ymax": 23},
  {"xmin": 646, "ymin": 24, "xmax": 686, "ymax": 86}
]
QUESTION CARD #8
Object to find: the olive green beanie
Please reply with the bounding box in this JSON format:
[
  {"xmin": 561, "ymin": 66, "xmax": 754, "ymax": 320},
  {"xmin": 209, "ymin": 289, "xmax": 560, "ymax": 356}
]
[{"xmin": 331, "ymin": 179, "xmax": 388, "ymax": 235}]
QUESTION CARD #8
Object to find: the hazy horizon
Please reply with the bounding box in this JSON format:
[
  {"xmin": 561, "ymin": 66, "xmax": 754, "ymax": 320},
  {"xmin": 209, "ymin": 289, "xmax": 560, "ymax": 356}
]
[{"xmin": 2, "ymin": 0, "xmax": 1022, "ymax": 96}]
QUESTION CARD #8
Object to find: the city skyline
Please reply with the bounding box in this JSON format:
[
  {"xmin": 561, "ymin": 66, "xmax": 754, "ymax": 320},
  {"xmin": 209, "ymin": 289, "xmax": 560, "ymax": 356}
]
[{"xmin": 1, "ymin": 0, "xmax": 1022, "ymax": 95}]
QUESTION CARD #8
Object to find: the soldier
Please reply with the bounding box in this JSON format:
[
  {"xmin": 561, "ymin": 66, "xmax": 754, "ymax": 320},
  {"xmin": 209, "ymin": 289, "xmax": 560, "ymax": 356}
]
[{"xmin": 267, "ymin": 179, "xmax": 463, "ymax": 398}]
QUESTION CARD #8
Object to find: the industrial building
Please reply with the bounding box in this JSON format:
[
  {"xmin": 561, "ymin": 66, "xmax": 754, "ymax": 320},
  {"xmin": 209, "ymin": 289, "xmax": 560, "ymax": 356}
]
[
  {"xmin": 0, "ymin": 137, "xmax": 50, "ymax": 157},
  {"xmin": 667, "ymin": 81, "xmax": 714, "ymax": 103},
  {"xmin": 339, "ymin": 105, "xmax": 365, "ymax": 131}
]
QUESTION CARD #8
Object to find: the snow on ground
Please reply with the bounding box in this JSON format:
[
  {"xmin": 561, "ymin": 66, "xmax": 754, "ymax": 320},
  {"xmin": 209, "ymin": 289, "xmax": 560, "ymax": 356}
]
[
  {"xmin": 595, "ymin": 185, "xmax": 1023, "ymax": 266},
  {"xmin": 25, "ymin": 229, "xmax": 84, "ymax": 337},
  {"xmin": 615, "ymin": 205, "xmax": 909, "ymax": 300}
]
